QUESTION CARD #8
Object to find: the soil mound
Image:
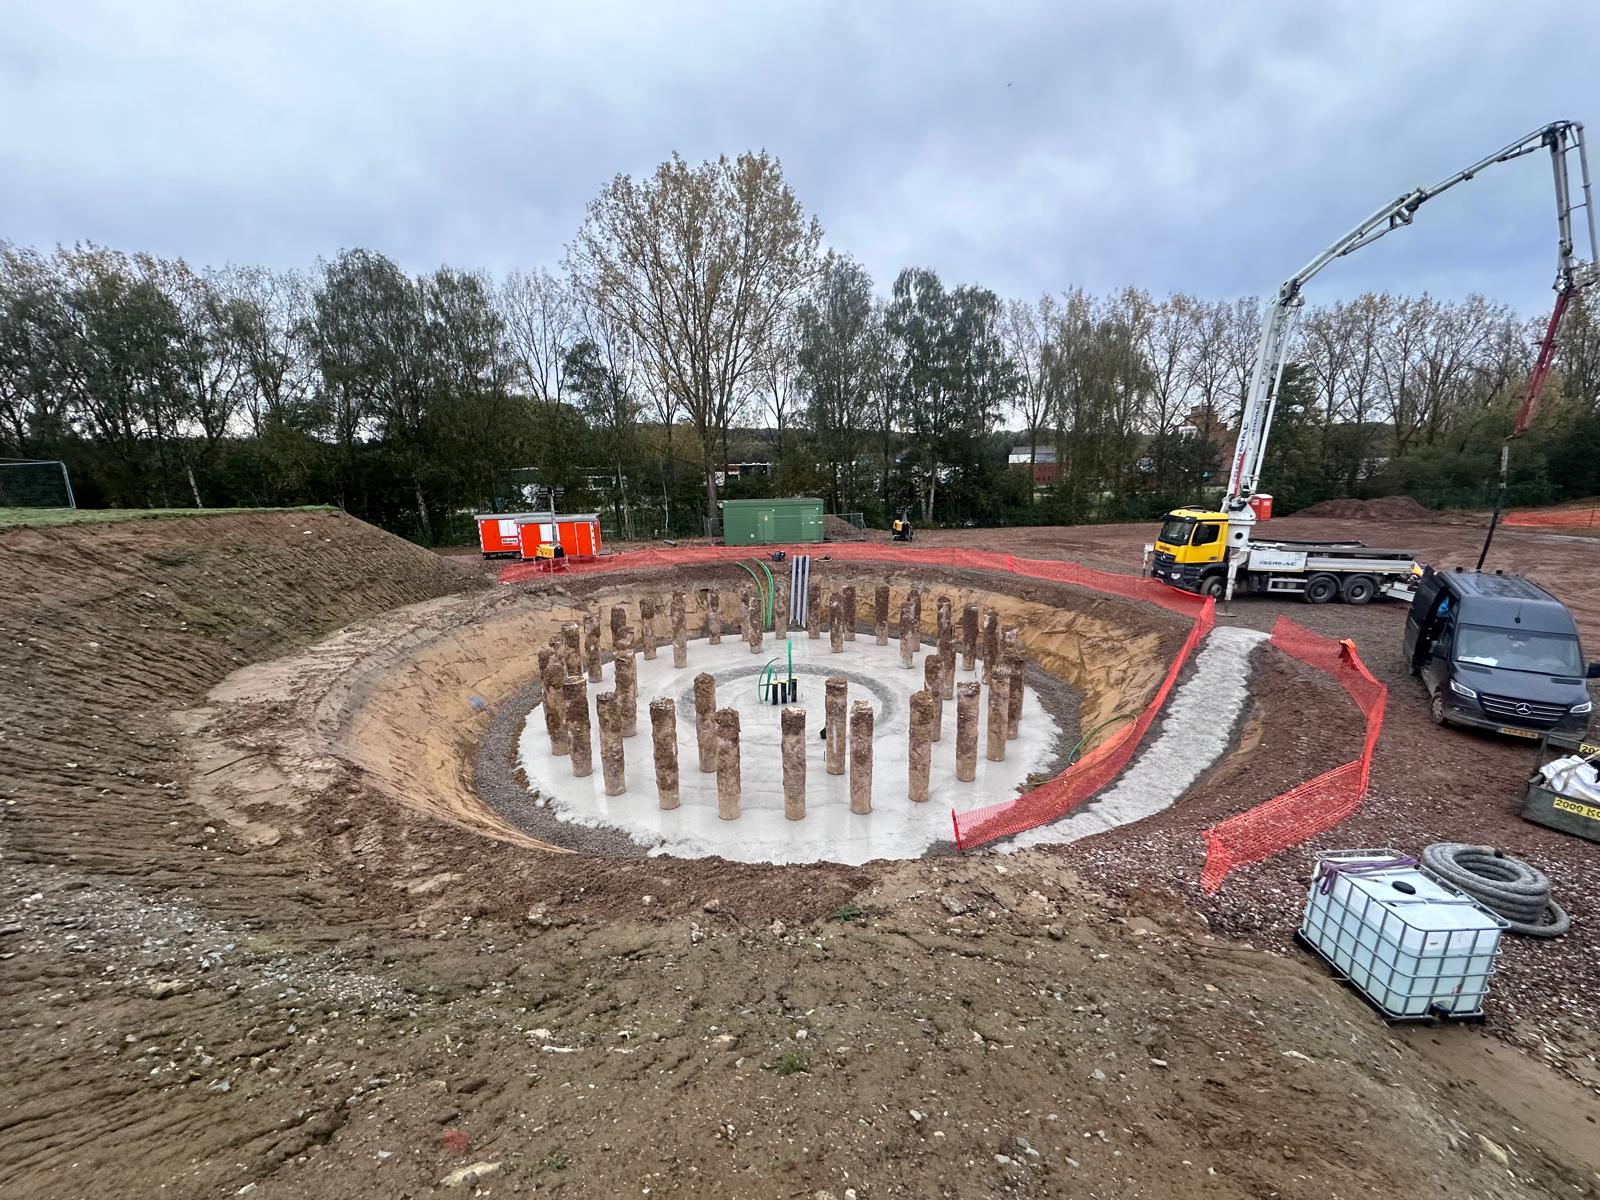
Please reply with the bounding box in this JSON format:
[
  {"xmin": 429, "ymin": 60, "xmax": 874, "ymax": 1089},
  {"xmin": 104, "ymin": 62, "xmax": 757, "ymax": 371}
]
[
  {"xmin": 1296, "ymin": 495, "xmax": 1433, "ymax": 520},
  {"xmin": 823, "ymin": 513, "xmax": 868, "ymax": 541}
]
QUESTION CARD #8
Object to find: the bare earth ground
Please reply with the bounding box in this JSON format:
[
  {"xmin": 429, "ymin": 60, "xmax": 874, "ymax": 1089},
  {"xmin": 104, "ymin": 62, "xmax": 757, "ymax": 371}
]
[{"xmin": 3, "ymin": 510, "xmax": 1599, "ymax": 1199}]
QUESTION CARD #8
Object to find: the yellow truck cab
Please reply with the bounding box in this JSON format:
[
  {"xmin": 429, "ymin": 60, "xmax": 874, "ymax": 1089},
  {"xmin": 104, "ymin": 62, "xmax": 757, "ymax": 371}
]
[{"xmin": 1152, "ymin": 508, "xmax": 1230, "ymax": 596}]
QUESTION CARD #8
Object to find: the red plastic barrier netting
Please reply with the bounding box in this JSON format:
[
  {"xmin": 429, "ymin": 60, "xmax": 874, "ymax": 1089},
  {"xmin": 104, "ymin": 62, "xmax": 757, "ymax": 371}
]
[
  {"xmin": 1503, "ymin": 507, "xmax": 1600, "ymax": 530},
  {"xmin": 1197, "ymin": 616, "xmax": 1386, "ymax": 894},
  {"xmin": 952, "ymin": 597, "xmax": 1215, "ymax": 849}
]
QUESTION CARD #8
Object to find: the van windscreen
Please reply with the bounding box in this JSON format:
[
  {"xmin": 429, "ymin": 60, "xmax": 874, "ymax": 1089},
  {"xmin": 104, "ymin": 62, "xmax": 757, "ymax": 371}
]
[{"xmin": 1455, "ymin": 625, "xmax": 1583, "ymax": 675}]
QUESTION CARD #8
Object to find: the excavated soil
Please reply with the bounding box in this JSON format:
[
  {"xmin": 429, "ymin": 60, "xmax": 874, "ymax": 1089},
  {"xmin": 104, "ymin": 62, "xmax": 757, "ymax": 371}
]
[
  {"xmin": 4, "ymin": 511, "xmax": 1600, "ymax": 1199},
  {"xmin": 1294, "ymin": 495, "xmax": 1435, "ymax": 520}
]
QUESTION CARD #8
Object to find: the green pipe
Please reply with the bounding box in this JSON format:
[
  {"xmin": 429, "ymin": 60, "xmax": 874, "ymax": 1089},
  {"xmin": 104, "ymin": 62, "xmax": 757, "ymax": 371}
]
[
  {"xmin": 757, "ymin": 560, "xmax": 775, "ymax": 628},
  {"xmin": 733, "ymin": 561, "xmax": 767, "ymax": 628},
  {"xmin": 1068, "ymin": 712, "xmax": 1140, "ymax": 764},
  {"xmin": 758, "ymin": 658, "xmax": 781, "ymax": 700}
]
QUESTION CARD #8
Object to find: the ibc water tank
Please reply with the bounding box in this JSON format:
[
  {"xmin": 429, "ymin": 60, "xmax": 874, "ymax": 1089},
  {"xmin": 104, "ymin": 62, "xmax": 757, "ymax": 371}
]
[{"xmin": 1300, "ymin": 850, "xmax": 1506, "ymax": 1019}]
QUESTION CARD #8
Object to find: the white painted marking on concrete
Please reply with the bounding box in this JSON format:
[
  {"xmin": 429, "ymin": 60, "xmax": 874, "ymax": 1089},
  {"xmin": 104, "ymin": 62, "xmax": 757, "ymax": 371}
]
[
  {"xmin": 998, "ymin": 625, "xmax": 1266, "ymax": 852},
  {"xmin": 517, "ymin": 635, "xmax": 1060, "ymax": 865}
]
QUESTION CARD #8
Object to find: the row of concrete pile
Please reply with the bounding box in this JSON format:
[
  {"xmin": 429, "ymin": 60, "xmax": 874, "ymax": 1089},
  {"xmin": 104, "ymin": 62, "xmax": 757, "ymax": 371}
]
[{"xmin": 530, "ymin": 582, "xmax": 1029, "ymax": 818}]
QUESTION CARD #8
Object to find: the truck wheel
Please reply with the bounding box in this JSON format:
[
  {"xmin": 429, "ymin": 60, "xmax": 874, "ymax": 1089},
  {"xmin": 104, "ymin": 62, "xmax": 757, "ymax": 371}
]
[
  {"xmin": 1199, "ymin": 575, "xmax": 1225, "ymax": 599},
  {"xmin": 1341, "ymin": 575, "xmax": 1377, "ymax": 606},
  {"xmin": 1304, "ymin": 574, "xmax": 1339, "ymax": 605}
]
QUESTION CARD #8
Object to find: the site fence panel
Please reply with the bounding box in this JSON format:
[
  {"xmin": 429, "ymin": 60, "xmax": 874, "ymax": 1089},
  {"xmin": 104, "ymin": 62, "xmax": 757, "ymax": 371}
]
[{"xmin": 1198, "ymin": 616, "xmax": 1386, "ymax": 893}]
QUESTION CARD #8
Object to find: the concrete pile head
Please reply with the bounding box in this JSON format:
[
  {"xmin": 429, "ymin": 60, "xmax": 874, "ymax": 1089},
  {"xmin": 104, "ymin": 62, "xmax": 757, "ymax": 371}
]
[
  {"xmin": 614, "ymin": 633, "xmax": 638, "ymax": 736},
  {"xmin": 848, "ymin": 698, "xmax": 874, "ymax": 814},
  {"xmin": 639, "ymin": 597, "xmax": 658, "ymax": 660},
  {"xmin": 539, "ymin": 647, "xmax": 570, "ymax": 755},
  {"xmin": 649, "ymin": 696, "xmax": 679, "ymax": 809},
  {"xmin": 824, "ymin": 676, "xmax": 848, "ymax": 775},
  {"xmin": 596, "ymin": 690, "xmax": 626, "ymax": 796},
  {"xmin": 715, "ymin": 707, "xmax": 741, "ymax": 820},
  {"xmin": 671, "ymin": 593, "xmax": 688, "ymax": 668},
  {"xmin": 584, "ymin": 613, "xmax": 603, "ymax": 681},
  {"xmin": 781, "ymin": 706, "xmax": 806, "ymax": 820},
  {"xmin": 986, "ymin": 666, "xmax": 1010, "ymax": 762},
  {"xmin": 908, "ymin": 689, "xmax": 935, "ymax": 803},
  {"xmin": 693, "ymin": 672, "xmax": 717, "ymax": 773},
  {"xmin": 707, "ymin": 589, "xmax": 722, "ymax": 644},
  {"xmin": 955, "ymin": 681, "xmax": 981, "ymax": 782},
  {"xmin": 874, "ymin": 583, "xmax": 890, "ymax": 645},
  {"xmin": 563, "ymin": 676, "xmax": 592, "ymax": 778},
  {"xmin": 923, "ymin": 653, "xmax": 944, "ymax": 740}
]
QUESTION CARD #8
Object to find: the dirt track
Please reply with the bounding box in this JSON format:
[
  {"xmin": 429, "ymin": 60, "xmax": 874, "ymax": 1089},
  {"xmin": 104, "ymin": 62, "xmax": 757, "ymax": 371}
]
[{"xmin": 4, "ymin": 510, "xmax": 1600, "ymax": 1199}]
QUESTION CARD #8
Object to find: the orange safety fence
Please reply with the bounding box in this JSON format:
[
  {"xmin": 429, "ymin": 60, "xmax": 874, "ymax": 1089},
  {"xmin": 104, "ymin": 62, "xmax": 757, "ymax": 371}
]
[
  {"xmin": 1198, "ymin": 616, "xmax": 1386, "ymax": 894},
  {"xmin": 951, "ymin": 596, "xmax": 1215, "ymax": 849},
  {"xmin": 1502, "ymin": 506, "xmax": 1600, "ymax": 530}
]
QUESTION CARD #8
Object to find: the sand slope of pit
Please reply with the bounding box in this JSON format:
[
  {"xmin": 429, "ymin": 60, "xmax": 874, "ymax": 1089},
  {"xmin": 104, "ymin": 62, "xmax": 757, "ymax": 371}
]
[{"xmin": 518, "ymin": 635, "xmax": 1061, "ymax": 864}]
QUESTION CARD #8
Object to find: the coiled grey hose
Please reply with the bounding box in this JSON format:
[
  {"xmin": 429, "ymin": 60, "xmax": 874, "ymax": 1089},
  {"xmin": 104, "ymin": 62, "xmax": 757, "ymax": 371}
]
[{"xmin": 1421, "ymin": 843, "xmax": 1570, "ymax": 938}]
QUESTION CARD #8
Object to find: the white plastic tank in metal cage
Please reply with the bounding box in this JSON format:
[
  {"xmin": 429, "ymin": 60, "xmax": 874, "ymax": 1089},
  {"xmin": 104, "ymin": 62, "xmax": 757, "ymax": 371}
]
[{"xmin": 1299, "ymin": 848, "xmax": 1507, "ymax": 1020}]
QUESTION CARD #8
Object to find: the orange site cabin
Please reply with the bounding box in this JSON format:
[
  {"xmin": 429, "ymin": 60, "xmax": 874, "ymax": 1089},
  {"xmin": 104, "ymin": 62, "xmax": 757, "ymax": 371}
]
[
  {"xmin": 514, "ymin": 513, "xmax": 602, "ymax": 561},
  {"xmin": 474, "ymin": 511, "xmax": 548, "ymax": 557}
]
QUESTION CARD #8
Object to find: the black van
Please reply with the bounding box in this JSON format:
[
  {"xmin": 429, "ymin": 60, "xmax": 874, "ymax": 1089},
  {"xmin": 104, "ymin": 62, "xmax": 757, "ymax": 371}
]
[{"xmin": 1404, "ymin": 568, "xmax": 1597, "ymax": 738}]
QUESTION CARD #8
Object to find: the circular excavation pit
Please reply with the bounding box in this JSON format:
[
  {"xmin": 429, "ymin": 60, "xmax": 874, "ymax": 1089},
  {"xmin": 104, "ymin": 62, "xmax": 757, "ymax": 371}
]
[{"xmin": 515, "ymin": 622, "xmax": 1065, "ymax": 865}]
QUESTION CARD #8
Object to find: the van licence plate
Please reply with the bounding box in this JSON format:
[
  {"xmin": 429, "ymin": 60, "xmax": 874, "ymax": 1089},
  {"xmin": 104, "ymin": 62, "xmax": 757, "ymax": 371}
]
[{"xmin": 1498, "ymin": 726, "xmax": 1540, "ymax": 739}]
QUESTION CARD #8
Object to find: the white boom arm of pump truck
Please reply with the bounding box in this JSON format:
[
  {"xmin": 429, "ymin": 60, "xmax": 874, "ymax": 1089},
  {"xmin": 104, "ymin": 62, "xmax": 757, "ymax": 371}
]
[{"xmin": 1221, "ymin": 119, "xmax": 1600, "ymax": 603}]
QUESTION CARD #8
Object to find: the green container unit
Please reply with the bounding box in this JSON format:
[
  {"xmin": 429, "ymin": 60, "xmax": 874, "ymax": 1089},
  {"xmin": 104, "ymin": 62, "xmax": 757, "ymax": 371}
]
[{"xmin": 721, "ymin": 497, "xmax": 825, "ymax": 545}]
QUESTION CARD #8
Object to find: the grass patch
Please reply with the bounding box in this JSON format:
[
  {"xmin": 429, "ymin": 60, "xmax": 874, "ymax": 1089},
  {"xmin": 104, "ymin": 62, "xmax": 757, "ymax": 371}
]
[
  {"xmin": 0, "ymin": 505, "xmax": 336, "ymax": 531},
  {"xmin": 772, "ymin": 1052, "xmax": 809, "ymax": 1076},
  {"xmin": 541, "ymin": 1150, "xmax": 570, "ymax": 1171},
  {"xmin": 829, "ymin": 903, "xmax": 866, "ymax": 924}
]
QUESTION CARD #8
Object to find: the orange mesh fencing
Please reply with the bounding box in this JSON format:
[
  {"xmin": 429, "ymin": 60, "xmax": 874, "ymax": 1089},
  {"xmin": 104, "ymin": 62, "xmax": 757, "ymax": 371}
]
[
  {"xmin": 951, "ymin": 596, "xmax": 1215, "ymax": 849},
  {"xmin": 1197, "ymin": 616, "xmax": 1386, "ymax": 893},
  {"xmin": 1503, "ymin": 506, "xmax": 1600, "ymax": 530}
]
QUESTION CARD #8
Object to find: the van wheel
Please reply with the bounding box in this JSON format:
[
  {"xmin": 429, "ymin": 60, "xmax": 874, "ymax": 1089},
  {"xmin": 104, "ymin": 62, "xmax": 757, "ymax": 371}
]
[
  {"xmin": 1429, "ymin": 689, "xmax": 1447, "ymax": 726},
  {"xmin": 1341, "ymin": 575, "xmax": 1377, "ymax": 606},
  {"xmin": 1199, "ymin": 575, "xmax": 1225, "ymax": 599},
  {"xmin": 1304, "ymin": 574, "xmax": 1339, "ymax": 605}
]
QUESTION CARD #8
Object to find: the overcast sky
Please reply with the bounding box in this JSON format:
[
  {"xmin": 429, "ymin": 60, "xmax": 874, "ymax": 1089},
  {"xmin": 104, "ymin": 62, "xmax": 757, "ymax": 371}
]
[{"xmin": 4, "ymin": 1, "xmax": 1595, "ymax": 314}]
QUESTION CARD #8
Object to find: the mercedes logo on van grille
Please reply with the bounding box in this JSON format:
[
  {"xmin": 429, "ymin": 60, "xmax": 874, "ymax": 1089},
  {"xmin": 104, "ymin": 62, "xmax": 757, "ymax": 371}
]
[{"xmin": 1515, "ymin": 703, "xmax": 1532, "ymax": 716}]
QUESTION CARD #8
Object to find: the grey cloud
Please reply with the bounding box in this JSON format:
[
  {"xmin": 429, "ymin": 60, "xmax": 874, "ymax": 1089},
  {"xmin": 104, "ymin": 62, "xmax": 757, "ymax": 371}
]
[{"xmin": 2, "ymin": 0, "xmax": 1593, "ymax": 314}]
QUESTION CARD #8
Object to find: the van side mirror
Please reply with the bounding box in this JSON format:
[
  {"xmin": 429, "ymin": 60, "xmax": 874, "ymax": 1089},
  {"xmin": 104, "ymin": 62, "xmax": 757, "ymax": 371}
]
[
  {"xmin": 1431, "ymin": 642, "xmax": 1448, "ymax": 659},
  {"xmin": 1587, "ymin": 662, "xmax": 1600, "ymax": 680}
]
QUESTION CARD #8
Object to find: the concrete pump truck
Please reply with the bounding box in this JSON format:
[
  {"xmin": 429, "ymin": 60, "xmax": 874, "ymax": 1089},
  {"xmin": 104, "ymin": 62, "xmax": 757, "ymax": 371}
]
[{"xmin": 1151, "ymin": 120, "xmax": 1598, "ymax": 604}]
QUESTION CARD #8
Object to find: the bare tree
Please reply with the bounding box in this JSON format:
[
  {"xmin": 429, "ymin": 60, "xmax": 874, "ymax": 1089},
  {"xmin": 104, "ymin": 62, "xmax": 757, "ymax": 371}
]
[
  {"xmin": 500, "ymin": 268, "xmax": 573, "ymax": 406},
  {"xmin": 567, "ymin": 151, "xmax": 822, "ymax": 518},
  {"xmin": 1001, "ymin": 294, "xmax": 1058, "ymax": 476}
]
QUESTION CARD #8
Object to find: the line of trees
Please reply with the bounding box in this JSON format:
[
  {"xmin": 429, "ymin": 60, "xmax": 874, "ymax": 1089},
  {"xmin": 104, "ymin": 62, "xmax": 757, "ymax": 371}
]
[{"xmin": 4, "ymin": 149, "xmax": 1599, "ymax": 541}]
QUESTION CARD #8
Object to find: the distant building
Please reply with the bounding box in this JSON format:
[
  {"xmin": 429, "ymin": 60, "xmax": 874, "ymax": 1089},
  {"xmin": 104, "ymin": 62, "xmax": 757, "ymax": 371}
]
[
  {"xmin": 1007, "ymin": 446, "xmax": 1059, "ymax": 487},
  {"xmin": 714, "ymin": 461, "xmax": 773, "ymax": 486},
  {"xmin": 1177, "ymin": 403, "xmax": 1232, "ymax": 451}
]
